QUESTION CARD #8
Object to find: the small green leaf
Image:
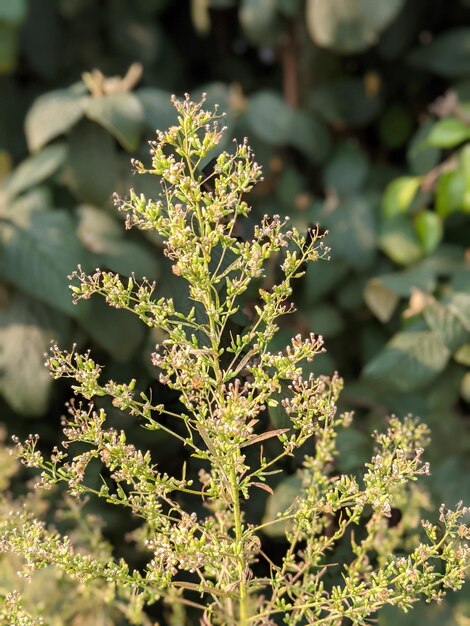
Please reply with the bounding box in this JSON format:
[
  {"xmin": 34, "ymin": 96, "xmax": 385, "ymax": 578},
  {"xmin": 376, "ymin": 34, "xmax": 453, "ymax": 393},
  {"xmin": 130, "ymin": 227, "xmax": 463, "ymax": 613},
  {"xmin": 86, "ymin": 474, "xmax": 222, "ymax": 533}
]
[
  {"xmin": 25, "ymin": 88, "xmax": 87, "ymax": 152},
  {"xmin": 407, "ymin": 119, "xmax": 441, "ymax": 176},
  {"xmin": 137, "ymin": 87, "xmax": 177, "ymax": 131},
  {"xmin": 380, "ymin": 214, "xmax": 424, "ymax": 265},
  {"xmin": 363, "ymin": 280, "xmax": 401, "ymax": 323},
  {"xmin": 435, "ymin": 170, "xmax": 465, "ymax": 218},
  {"xmin": 427, "ymin": 117, "xmax": 470, "ymax": 148},
  {"xmin": 415, "ymin": 211, "xmax": 443, "ymax": 255},
  {"xmin": 382, "ymin": 176, "xmax": 422, "ymax": 218},
  {"xmin": 84, "ymin": 92, "xmax": 144, "ymax": 151}
]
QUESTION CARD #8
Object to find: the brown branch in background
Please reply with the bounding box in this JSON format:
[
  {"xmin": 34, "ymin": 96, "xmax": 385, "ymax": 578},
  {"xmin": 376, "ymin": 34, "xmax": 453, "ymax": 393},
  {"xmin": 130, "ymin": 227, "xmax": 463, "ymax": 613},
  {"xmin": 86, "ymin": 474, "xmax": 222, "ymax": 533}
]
[{"xmin": 281, "ymin": 20, "xmax": 299, "ymax": 108}]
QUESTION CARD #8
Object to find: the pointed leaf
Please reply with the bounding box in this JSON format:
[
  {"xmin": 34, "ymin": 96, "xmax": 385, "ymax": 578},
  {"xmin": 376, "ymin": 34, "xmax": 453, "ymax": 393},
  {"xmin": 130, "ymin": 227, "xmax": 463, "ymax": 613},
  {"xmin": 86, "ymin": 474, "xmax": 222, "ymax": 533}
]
[
  {"xmin": 5, "ymin": 143, "xmax": 67, "ymax": 199},
  {"xmin": 415, "ymin": 211, "xmax": 443, "ymax": 255},
  {"xmin": 25, "ymin": 89, "xmax": 87, "ymax": 152},
  {"xmin": 0, "ymin": 193, "xmax": 88, "ymax": 316},
  {"xmin": 382, "ymin": 176, "xmax": 421, "ymax": 218},
  {"xmin": 67, "ymin": 120, "xmax": 117, "ymax": 206},
  {"xmin": 427, "ymin": 117, "xmax": 470, "ymax": 148},
  {"xmin": 84, "ymin": 93, "xmax": 144, "ymax": 151},
  {"xmin": 0, "ymin": 292, "xmax": 70, "ymax": 416},
  {"xmin": 364, "ymin": 330, "xmax": 450, "ymax": 392}
]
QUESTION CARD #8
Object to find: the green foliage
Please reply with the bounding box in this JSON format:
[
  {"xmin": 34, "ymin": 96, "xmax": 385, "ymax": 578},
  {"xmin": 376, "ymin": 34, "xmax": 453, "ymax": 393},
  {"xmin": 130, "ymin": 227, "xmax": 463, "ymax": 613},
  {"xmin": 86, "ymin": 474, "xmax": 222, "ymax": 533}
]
[
  {"xmin": 1, "ymin": 97, "xmax": 468, "ymax": 626},
  {"xmin": 1, "ymin": 2, "xmax": 470, "ymax": 623}
]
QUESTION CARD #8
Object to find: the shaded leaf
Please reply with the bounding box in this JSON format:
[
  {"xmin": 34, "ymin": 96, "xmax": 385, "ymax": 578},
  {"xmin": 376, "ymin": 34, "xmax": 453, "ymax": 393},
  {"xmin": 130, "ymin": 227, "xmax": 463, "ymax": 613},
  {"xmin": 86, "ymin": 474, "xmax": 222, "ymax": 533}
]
[
  {"xmin": 84, "ymin": 92, "xmax": 144, "ymax": 151},
  {"xmin": 363, "ymin": 280, "xmax": 401, "ymax": 323},
  {"xmin": 408, "ymin": 27, "xmax": 470, "ymax": 78},
  {"xmin": 0, "ymin": 192, "xmax": 88, "ymax": 316},
  {"xmin": 435, "ymin": 170, "xmax": 465, "ymax": 218},
  {"xmin": 239, "ymin": 0, "xmax": 282, "ymax": 46},
  {"xmin": 306, "ymin": 0, "xmax": 404, "ymax": 53},
  {"xmin": 407, "ymin": 118, "xmax": 441, "ymax": 176},
  {"xmin": 461, "ymin": 371, "xmax": 470, "ymax": 401},
  {"xmin": 246, "ymin": 91, "xmax": 330, "ymax": 162},
  {"xmin": 307, "ymin": 303, "xmax": 344, "ymax": 337},
  {"xmin": 25, "ymin": 88, "xmax": 87, "ymax": 152},
  {"xmin": 0, "ymin": 292, "xmax": 70, "ymax": 416},
  {"xmin": 76, "ymin": 205, "xmax": 159, "ymax": 279},
  {"xmin": 79, "ymin": 296, "xmax": 145, "ymax": 362},
  {"xmin": 67, "ymin": 120, "xmax": 117, "ymax": 206},
  {"xmin": 363, "ymin": 330, "xmax": 450, "ymax": 392},
  {"xmin": 0, "ymin": 0, "xmax": 27, "ymax": 24},
  {"xmin": 309, "ymin": 78, "xmax": 381, "ymax": 127},
  {"xmin": 323, "ymin": 141, "xmax": 369, "ymax": 194},
  {"xmin": 323, "ymin": 194, "xmax": 378, "ymax": 269},
  {"xmin": 137, "ymin": 87, "xmax": 177, "ymax": 131},
  {"xmin": 454, "ymin": 343, "xmax": 470, "ymax": 366},
  {"xmin": 424, "ymin": 298, "xmax": 469, "ymax": 352},
  {"xmin": 262, "ymin": 474, "xmax": 301, "ymax": 538},
  {"xmin": 336, "ymin": 429, "xmax": 370, "ymax": 471},
  {"xmin": 4, "ymin": 143, "xmax": 67, "ymax": 199},
  {"xmin": 0, "ymin": 21, "xmax": 18, "ymax": 73}
]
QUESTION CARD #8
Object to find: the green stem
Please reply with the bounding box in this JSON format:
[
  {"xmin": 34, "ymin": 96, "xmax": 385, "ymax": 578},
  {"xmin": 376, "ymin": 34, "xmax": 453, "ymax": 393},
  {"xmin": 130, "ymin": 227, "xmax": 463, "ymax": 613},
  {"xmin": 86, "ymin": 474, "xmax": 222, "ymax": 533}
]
[{"xmin": 229, "ymin": 462, "xmax": 248, "ymax": 626}]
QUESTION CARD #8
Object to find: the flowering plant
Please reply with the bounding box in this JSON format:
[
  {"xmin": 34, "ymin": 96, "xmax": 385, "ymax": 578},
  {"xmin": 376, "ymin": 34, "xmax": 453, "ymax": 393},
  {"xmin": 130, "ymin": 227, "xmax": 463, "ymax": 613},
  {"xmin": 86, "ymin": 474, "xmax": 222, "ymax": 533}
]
[{"xmin": 1, "ymin": 96, "xmax": 468, "ymax": 626}]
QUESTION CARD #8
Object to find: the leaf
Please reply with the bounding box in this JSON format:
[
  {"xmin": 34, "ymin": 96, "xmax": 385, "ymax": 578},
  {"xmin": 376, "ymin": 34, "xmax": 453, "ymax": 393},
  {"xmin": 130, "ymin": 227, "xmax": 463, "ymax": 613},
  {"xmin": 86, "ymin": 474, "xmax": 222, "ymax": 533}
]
[
  {"xmin": 378, "ymin": 104, "xmax": 413, "ymax": 149},
  {"xmin": 25, "ymin": 89, "xmax": 87, "ymax": 152},
  {"xmin": 79, "ymin": 296, "xmax": 145, "ymax": 362},
  {"xmin": 323, "ymin": 141, "xmax": 369, "ymax": 194},
  {"xmin": 454, "ymin": 343, "xmax": 470, "ymax": 366},
  {"xmin": 302, "ymin": 257, "xmax": 349, "ymax": 304},
  {"xmin": 363, "ymin": 330, "xmax": 450, "ymax": 392},
  {"xmin": 335, "ymin": 429, "xmax": 370, "ymax": 471},
  {"xmin": 136, "ymin": 87, "xmax": 177, "ymax": 131},
  {"xmin": 435, "ymin": 170, "xmax": 465, "ymax": 218},
  {"xmin": 414, "ymin": 211, "xmax": 443, "ymax": 255},
  {"xmin": 423, "ymin": 298, "xmax": 470, "ymax": 352},
  {"xmin": 306, "ymin": 0, "xmax": 405, "ymax": 53},
  {"xmin": 0, "ymin": 292, "xmax": 70, "ymax": 416},
  {"xmin": 67, "ymin": 120, "xmax": 117, "ymax": 206},
  {"xmin": 83, "ymin": 93, "xmax": 144, "ymax": 151},
  {"xmin": 323, "ymin": 194, "xmax": 378, "ymax": 269},
  {"xmin": 262, "ymin": 474, "xmax": 302, "ymax": 538},
  {"xmin": 76, "ymin": 205, "xmax": 159, "ymax": 279},
  {"xmin": 5, "ymin": 143, "xmax": 67, "ymax": 199},
  {"xmin": 408, "ymin": 27, "xmax": 470, "ymax": 78},
  {"xmin": 461, "ymin": 371, "xmax": 470, "ymax": 402},
  {"xmin": 364, "ymin": 264, "xmax": 436, "ymax": 322},
  {"xmin": 426, "ymin": 117, "xmax": 470, "ymax": 148},
  {"xmin": 309, "ymin": 78, "xmax": 381, "ymax": 128},
  {"xmin": 0, "ymin": 192, "xmax": 88, "ymax": 316},
  {"xmin": 239, "ymin": 0, "xmax": 282, "ymax": 46},
  {"xmin": 245, "ymin": 91, "xmax": 330, "ymax": 162},
  {"xmin": 382, "ymin": 176, "xmax": 422, "ymax": 218},
  {"xmin": 380, "ymin": 214, "xmax": 423, "ymax": 265},
  {"xmin": 363, "ymin": 280, "xmax": 401, "ymax": 323},
  {"xmin": 0, "ymin": 21, "xmax": 18, "ymax": 74},
  {"xmin": 307, "ymin": 303, "xmax": 344, "ymax": 337},
  {"xmin": 0, "ymin": 0, "xmax": 27, "ymax": 24},
  {"xmin": 407, "ymin": 119, "xmax": 441, "ymax": 176}
]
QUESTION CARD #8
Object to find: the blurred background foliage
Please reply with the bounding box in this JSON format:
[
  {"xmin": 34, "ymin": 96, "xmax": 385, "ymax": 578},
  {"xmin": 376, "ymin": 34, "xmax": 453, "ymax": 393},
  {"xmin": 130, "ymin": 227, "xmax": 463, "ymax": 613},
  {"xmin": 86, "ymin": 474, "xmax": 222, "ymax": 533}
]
[{"xmin": 0, "ymin": 0, "xmax": 469, "ymax": 623}]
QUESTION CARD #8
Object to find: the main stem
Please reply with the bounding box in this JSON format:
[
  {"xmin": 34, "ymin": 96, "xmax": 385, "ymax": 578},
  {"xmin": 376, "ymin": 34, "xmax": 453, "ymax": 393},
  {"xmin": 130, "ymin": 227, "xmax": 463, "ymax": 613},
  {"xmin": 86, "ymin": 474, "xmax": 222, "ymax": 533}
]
[{"xmin": 229, "ymin": 462, "xmax": 248, "ymax": 626}]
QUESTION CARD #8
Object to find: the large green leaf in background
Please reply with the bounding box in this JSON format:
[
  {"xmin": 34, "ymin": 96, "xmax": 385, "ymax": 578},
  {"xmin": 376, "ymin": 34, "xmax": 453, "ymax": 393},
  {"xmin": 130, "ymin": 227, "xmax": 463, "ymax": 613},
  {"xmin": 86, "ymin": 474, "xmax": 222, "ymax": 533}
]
[
  {"xmin": 364, "ymin": 329, "xmax": 450, "ymax": 392},
  {"xmin": 25, "ymin": 88, "xmax": 87, "ymax": 152},
  {"xmin": 306, "ymin": 0, "xmax": 405, "ymax": 53},
  {"xmin": 0, "ymin": 190, "xmax": 88, "ymax": 317},
  {"xmin": 4, "ymin": 143, "xmax": 68, "ymax": 199},
  {"xmin": 0, "ymin": 292, "xmax": 70, "ymax": 416},
  {"xmin": 67, "ymin": 121, "xmax": 117, "ymax": 207},
  {"xmin": 83, "ymin": 92, "xmax": 144, "ymax": 151},
  {"xmin": 0, "ymin": 0, "xmax": 27, "ymax": 24},
  {"xmin": 246, "ymin": 91, "xmax": 330, "ymax": 162},
  {"xmin": 409, "ymin": 28, "xmax": 470, "ymax": 77},
  {"xmin": 76, "ymin": 205, "xmax": 159, "ymax": 279},
  {"xmin": 309, "ymin": 78, "xmax": 381, "ymax": 128}
]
